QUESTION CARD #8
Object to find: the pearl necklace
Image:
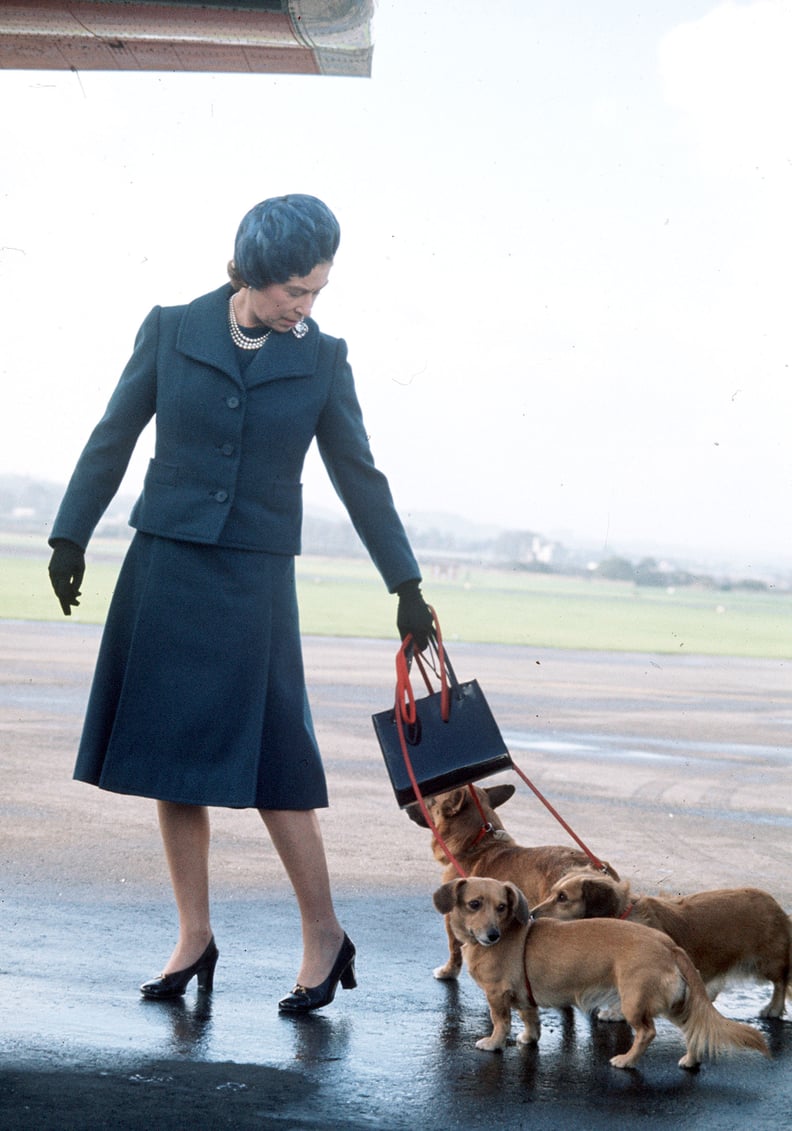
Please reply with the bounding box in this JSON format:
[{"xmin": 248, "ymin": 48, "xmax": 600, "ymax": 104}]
[{"xmin": 228, "ymin": 294, "xmax": 272, "ymax": 350}]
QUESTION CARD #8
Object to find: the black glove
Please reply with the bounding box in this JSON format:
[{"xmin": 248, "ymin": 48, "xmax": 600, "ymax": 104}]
[
  {"xmin": 396, "ymin": 579, "xmax": 434, "ymax": 652},
  {"xmin": 48, "ymin": 539, "xmax": 85, "ymax": 616}
]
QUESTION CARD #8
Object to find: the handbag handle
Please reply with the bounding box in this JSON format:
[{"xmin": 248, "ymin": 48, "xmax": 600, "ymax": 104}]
[
  {"xmin": 392, "ymin": 608, "xmax": 469, "ymax": 877},
  {"xmin": 395, "ymin": 607, "xmax": 454, "ymax": 725}
]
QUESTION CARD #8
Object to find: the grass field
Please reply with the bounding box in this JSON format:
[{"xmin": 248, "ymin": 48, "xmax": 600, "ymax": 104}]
[{"xmin": 3, "ymin": 535, "xmax": 789, "ymax": 658}]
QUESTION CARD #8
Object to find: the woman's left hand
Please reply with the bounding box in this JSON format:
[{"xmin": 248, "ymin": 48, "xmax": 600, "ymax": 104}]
[
  {"xmin": 396, "ymin": 580, "xmax": 434, "ymax": 651},
  {"xmin": 48, "ymin": 539, "xmax": 86, "ymax": 616}
]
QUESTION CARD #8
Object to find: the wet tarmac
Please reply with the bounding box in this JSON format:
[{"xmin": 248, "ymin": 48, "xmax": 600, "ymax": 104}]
[
  {"xmin": 4, "ymin": 888, "xmax": 791, "ymax": 1130},
  {"xmin": 2, "ymin": 622, "xmax": 791, "ymax": 1128}
]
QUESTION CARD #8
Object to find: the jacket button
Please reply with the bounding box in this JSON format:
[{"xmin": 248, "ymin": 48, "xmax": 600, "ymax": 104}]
[
  {"xmin": 226, "ymin": 395, "xmax": 240, "ymax": 409},
  {"xmin": 213, "ymin": 489, "xmax": 229, "ymax": 503},
  {"xmin": 221, "ymin": 443, "xmax": 234, "ymax": 456}
]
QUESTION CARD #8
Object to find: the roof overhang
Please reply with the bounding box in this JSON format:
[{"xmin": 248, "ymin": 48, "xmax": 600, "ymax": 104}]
[{"xmin": 0, "ymin": 1, "xmax": 373, "ymax": 76}]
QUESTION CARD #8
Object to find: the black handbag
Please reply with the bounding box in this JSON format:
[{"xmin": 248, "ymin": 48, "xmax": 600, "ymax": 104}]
[{"xmin": 372, "ymin": 621, "xmax": 512, "ymax": 808}]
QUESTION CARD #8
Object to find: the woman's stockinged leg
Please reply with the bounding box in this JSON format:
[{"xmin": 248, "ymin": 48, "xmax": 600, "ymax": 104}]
[
  {"xmin": 260, "ymin": 808, "xmax": 345, "ymax": 988},
  {"xmin": 157, "ymin": 799, "xmax": 214, "ymax": 973}
]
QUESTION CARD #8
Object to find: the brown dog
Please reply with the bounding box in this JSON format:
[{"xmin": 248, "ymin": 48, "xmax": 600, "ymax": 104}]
[
  {"xmin": 434, "ymin": 877, "xmax": 770, "ymax": 1069},
  {"xmin": 530, "ymin": 871, "xmax": 792, "ymax": 1018},
  {"xmin": 407, "ymin": 783, "xmax": 619, "ymax": 979}
]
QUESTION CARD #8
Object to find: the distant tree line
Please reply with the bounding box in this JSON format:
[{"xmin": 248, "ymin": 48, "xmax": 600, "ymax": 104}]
[{"xmin": 596, "ymin": 555, "xmax": 769, "ymax": 592}]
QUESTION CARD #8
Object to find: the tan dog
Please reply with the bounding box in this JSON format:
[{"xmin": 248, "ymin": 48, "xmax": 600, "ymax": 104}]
[
  {"xmin": 531, "ymin": 871, "xmax": 792, "ymax": 1018},
  {"xmin": 433, "ymin": 877, "xmax": 770, "ymax": 1069},
  {"xmin": 407, "ymin": 783, "xmax": 619, "ymax": 979}
]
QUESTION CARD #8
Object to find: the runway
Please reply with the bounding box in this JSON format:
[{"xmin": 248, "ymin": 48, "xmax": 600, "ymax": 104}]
[{"xmin": 2, "ymin": 621, "xmax": 790, "ymax": 1128}]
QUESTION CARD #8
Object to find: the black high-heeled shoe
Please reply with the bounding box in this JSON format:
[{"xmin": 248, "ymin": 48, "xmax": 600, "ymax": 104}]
[
  {"xmin": 140, "ymin": 937, "xmax": 219, "ymax": 999},
  {"xmin": 278, "ymin": 934, "xmax": 357, "ymax": 1013}
]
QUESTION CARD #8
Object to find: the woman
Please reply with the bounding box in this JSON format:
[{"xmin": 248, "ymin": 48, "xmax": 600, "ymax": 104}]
[{"xmin": 47, "ymin": 194, "xmax": 434, "ymax": 1013}]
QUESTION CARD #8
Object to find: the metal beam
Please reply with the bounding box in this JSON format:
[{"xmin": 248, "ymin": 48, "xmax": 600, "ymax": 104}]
[{"xmin": 0, "ymin": 1, "xmax": 373, "ymax": 76}]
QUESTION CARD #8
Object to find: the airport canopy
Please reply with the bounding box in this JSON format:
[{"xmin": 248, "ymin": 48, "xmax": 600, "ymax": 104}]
[{"xmin": 0, "ymin": 0, "xmax": 373, "ymax": 76}]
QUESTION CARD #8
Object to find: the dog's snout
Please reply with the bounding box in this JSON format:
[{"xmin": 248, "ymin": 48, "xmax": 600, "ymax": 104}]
[{"xmin": 469, "ymin": 922, "xmax": 503, "ymax": 947}]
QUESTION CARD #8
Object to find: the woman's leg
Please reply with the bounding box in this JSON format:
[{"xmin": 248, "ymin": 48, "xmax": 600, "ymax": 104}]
[
  {"xmin": 157, "ymin": 800, "xmax": 214, "ymax": 973},
  {"xmin": 260, "ymin": 808, "xmax": 345, "ymax": 988}
]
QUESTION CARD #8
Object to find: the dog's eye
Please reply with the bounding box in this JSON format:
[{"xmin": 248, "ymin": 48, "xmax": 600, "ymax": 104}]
[
  {"xmin": 467, "ymin": 899, "xmax": 482, "ymax": 911},
  {"xmin": 557, "ymin": 892, "xmax": 568, "ymax": 903},
  {"xmin": 495, "ymin": 903, "xmax": 507, "ymax": 913}
]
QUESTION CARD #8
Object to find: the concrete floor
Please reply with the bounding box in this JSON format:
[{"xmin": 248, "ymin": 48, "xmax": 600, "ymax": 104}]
[{"xmin": 2, "ymin": 622, "xmax": 791, "ymax": 1128}]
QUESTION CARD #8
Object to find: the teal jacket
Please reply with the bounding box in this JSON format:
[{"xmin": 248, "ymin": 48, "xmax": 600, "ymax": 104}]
[{"xmin": 51, "ymin": 283, "xmax": 420, "ymax": 592}]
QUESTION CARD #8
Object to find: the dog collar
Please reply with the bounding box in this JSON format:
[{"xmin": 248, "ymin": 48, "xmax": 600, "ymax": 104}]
[{"xmin": 469, "ymin": 821, "xmax": 495, "ymax": 849}]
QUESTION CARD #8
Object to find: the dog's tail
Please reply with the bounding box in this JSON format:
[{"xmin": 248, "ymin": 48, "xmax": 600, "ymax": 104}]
[{"xmin": 670, "ymin": 945, "xmax": 770, "ymax": 1066}]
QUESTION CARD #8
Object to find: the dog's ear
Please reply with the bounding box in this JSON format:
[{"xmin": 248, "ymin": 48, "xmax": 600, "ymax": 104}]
[
  {"xmin": 405, "ymin": 802, "xmax": 429, "ymax": 828},
  {"xmin": 580, "ymin": 877, "xmax": 622, "ymax": 918},
  {"xmin": 484, "ymin": 783, "xmax": 516, "ymax": 810},
  {"xmin": 438, "ymin": 789, "xmax": 467, "ymax": 817},
  {"xmin": 505, "ymin": 882, "xmax": 532, "ymax": 925},
  {"xmin": 433, "ymin": 879, "xmax": 465, "ymax": 914}
]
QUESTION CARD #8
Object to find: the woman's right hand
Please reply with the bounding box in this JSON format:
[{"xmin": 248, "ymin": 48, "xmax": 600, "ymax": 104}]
[
  {"xmin": 48, "ymin": 539, "xmax": 86, "ymax": 616},
  {"xmin": 396, "ymin": 579, "xmax": 434, "ymax": 651}
]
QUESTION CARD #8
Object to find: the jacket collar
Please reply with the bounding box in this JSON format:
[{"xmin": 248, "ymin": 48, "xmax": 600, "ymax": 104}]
[{"xmin": 176, "ymin": 283, "xmax": 321, "ymax": 388}]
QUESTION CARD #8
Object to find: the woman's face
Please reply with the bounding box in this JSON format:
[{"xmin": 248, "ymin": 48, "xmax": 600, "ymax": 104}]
[{"xmin": 236, "ymin": 261, "xmax": 332, "ymax": 333}]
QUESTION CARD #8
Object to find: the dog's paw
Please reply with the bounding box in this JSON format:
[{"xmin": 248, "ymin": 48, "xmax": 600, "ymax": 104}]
[
  {"xmin": 759, "ymin": 1002, "xmax": 784, "ymax": 1019},
  {"xmin": 597, "ymin": 1007, "xmax": 625, "ymax": 1022},
  {"xmin": 609, "ymin": 1053, "xmax": 638, "ymax": 1070},
  {"xmin": 475, "ymin": 1036, "xmax": 506, "ymax": 1052},
  {"xmin": 432, "ymin": 964, "xmax": 461, "ymax": 981},
  {"xmin": 516, "ymin": 1028, "xmax": 539, "ymax": 1046}
]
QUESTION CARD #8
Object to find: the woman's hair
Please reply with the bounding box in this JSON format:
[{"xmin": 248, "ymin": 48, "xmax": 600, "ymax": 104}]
[{"xmin": 228, "ymin": 194, "xmax": 341, "ymax": 290}]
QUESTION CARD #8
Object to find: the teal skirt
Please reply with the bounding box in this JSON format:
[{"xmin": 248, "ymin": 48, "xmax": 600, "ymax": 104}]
[{"xmin": 73, "ymin": 533, "xmax": 327, "ymax": 809}]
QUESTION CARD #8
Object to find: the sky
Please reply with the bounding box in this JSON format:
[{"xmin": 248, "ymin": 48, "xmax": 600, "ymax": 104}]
[{"xmin": 1, "ymin": 0, "xmax": 790, "ymax": 572}]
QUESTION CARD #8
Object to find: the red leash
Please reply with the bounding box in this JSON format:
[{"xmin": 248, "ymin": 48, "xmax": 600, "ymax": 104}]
[
  {"xmin": 393, "ymin": 614, "xmax": 609, "ymax": 878},
  {"xmin": 508, "ymin": 761, "xmax": 609, "ymax": 873},
  {"xmin": 392, "ymin": 622, "xmax": 608, "ymax": 1010},
  {"xmin": 394, "ymin": 616, "xmax": 468, "ymax": 878}
]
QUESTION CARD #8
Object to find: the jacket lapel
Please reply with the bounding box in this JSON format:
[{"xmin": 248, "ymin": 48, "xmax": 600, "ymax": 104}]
[{"xmin": 176, "ymin": 283, "xmax": 321, "ymax": 387}]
